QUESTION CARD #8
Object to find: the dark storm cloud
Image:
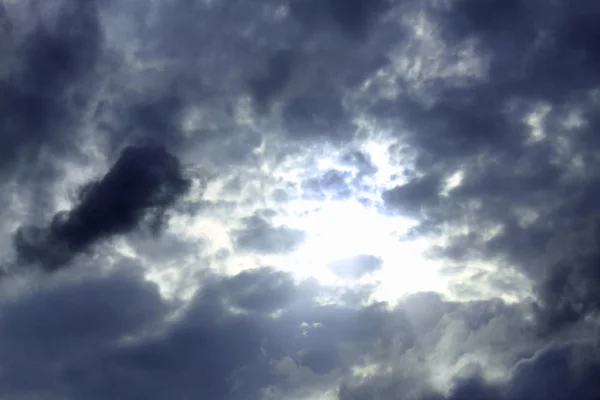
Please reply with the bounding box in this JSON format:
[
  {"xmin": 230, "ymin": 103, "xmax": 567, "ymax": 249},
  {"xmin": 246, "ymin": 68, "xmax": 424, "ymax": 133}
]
[
  {"xmin": 0, "ymin": 2, "xmax": 10, "ymax": 34},
  {"xmin": 336, "ymin": 295, "xmax": 533, "ymax": 400},
  {"xmin": 216, "ymin": 267, "xmax": 302, "ymax": 313},
  {"xmin": 125, "ymin": 94, "xmax": 187, "ymax": 148},
  {"xmin": 234, "ymin": 212, "xmax": 305, "ymax": 254},
  {"xmin": 438, "ymin": 343, "xmax": 600, "ymax": 400},
  {"xmin": 0, "ymin": 0, "xmax": 109, "ymax": 271},
  {"xmin": 0, "ymin": 261, "xmax": 592, "ymax": 400},
  {"xmin": 337, "ymin": 307, "xmax": 600, "ymax": 400},
  {"xmin": 0, "ymin": 0, "xmax": 102, "ymax": 179},
  {"xmin": 508, "ymin": 343, "xmax": 600, "ymax": 400},
  {"xmin": 127, "ymin": 0, "xmax": 394, "ymax": 146},
  {"xmin": 290, "ymin": 0, "xmax": 390, "ymax": 40},
  {"xmin": 0, "ymin": 261, "xmax": 168, "ymax": 398},
  {"xmin": 96, "ymin": 79, "xmax": 205, "ymax": 158},
  {"xmin": 282, "ymin": 93, "xmax": 350, "ymax": 139},
  {"xmin": 0, "ymin": 263, "xmax": 167, "ymax": 358},
  {"xmin": 248, "ymin": 49, "xmax": 295, "ymax": 110},
  {"xmin": 383, "ymin": 174, "xmax": 443, "ymax": 217},
  {"xmin": 532, "ymin": 218, "xmax": 600, "ymax": 333},
  {"xmin": 13, "ymin": 145, "xmax": 190, "ymax": 271},
  {"xmin": 0, "ymin": 265, "xmax": 415, "ymax": 399}
]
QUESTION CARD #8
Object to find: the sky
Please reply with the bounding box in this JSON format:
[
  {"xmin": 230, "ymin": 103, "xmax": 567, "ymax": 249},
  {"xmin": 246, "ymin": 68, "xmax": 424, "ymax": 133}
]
[{"xmin": 0, "ymin": 0, "xmax": 599, "ymax": 398}]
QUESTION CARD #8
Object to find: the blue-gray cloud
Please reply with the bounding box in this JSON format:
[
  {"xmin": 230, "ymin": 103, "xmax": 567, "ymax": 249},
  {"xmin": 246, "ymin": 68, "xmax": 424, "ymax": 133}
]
[{"xmin": 234, "ymin": 212, "xmax": 306, "ymax": 254}]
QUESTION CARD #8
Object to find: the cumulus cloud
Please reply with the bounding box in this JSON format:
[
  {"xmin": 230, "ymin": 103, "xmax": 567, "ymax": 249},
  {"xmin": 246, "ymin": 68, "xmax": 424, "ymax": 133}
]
[{"xmin": 0, "ymin": 0, "xmax": 599, "ymax": 399}]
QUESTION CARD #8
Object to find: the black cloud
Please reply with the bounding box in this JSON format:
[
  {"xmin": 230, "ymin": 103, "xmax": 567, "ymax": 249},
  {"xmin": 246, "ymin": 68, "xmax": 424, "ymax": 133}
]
[{"xmin": 13, "ymin": 146, "xmax": 190, "ymax": 270}]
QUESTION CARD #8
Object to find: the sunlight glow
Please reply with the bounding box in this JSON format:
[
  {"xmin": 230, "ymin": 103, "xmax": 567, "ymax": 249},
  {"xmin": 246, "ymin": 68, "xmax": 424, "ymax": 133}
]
[
  {"xmin": 274, "ymin": 198, "xmax": 447, "ymax": 300},
  {"xmin": 256, "ymin": 135, "xmax": 452, "ymax": 302}
]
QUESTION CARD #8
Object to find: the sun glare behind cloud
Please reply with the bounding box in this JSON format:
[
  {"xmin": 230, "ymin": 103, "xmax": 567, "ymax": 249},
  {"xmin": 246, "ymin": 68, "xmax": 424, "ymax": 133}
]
[{"xmin": 273, "ymin": 197, "xmax": 447, "ymax": 301}]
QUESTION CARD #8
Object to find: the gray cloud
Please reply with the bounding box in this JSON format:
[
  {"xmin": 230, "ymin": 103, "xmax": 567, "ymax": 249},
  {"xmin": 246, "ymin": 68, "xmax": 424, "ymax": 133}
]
[
  {"xmin": 290, "ymin": 0, "xmax": 391, "ymax": 40},
  {"xmin": 0, "ymin": 264, "xmax": 412, "ymax": 399},
  {"xmin": 0, "ymin": 0, "xmax": 101, "ymax": 170},
  {"xmin": 376, "ymin": 0, "xmax": 600, "ymax": 333},
  {"xmin": 234, "ymin": 212, "xmax": 306, "ymax": 255},
  {"xmin": 0, "ymin": 261, "xmax": 168, "ymax": 398},
  {"xmin": 248, "ymin": 49, "xmax": 295, "ymax": 110},
  {"xmin": 0, "ymin": 259, "xmax": 595, "ymax": 399}
]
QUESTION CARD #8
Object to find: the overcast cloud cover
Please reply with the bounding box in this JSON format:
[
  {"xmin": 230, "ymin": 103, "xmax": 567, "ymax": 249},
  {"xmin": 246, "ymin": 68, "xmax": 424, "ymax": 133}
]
[{"xmin": 0, "ymin": 0, "xmax": 599, "ymax": 398}]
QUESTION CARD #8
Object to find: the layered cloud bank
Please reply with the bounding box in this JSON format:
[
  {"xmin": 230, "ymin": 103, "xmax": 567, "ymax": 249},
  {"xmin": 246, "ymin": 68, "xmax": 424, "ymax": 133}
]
[{"xmin": 0, "ymin": 0, "xmax": 599, "ymax": 399}]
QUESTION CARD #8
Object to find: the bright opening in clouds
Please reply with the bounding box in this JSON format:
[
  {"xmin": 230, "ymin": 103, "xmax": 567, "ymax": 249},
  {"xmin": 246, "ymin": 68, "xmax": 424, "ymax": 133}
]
[
  {"xmin": 1, "ymin": 0, "xmax": 600, "ymax": 399},
  {"xmin": 284, "ymin": 199, "xmax": 420, "ymax": 283}
]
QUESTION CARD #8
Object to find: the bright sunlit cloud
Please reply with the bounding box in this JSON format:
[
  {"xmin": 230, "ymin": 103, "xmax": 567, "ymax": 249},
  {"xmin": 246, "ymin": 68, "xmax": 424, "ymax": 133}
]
[
  {"xmin": 270, "ymin": 197, "xmax": 448, "ymax": 301},
  {"xmin": 250, "ymin": 134, "xmax": 452, "ymax": 302}
]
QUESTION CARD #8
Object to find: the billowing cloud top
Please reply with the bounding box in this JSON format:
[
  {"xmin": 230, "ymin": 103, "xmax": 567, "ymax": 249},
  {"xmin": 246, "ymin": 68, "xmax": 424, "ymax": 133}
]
[{"xmin": 0, "ymin": 0, "xmax": 599, "ymax": 399}]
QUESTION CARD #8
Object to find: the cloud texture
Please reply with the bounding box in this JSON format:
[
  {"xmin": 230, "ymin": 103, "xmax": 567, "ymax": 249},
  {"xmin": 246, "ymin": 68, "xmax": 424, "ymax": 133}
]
[{"xmin": 0, "ymin": 0, "xmax": 599, "ymax": 399}]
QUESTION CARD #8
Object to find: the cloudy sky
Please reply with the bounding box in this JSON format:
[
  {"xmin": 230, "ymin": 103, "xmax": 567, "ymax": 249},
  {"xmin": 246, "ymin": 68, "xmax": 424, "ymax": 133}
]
[{"xmin": 0, "ymin": 0, "xmax": 599, "ymax": 398}]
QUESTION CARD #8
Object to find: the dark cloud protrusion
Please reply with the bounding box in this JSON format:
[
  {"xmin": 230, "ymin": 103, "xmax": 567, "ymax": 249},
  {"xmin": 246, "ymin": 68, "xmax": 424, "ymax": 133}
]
[{"xmin": 13, "ymin": 146, "xmax": 190, "ymax": 270}]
